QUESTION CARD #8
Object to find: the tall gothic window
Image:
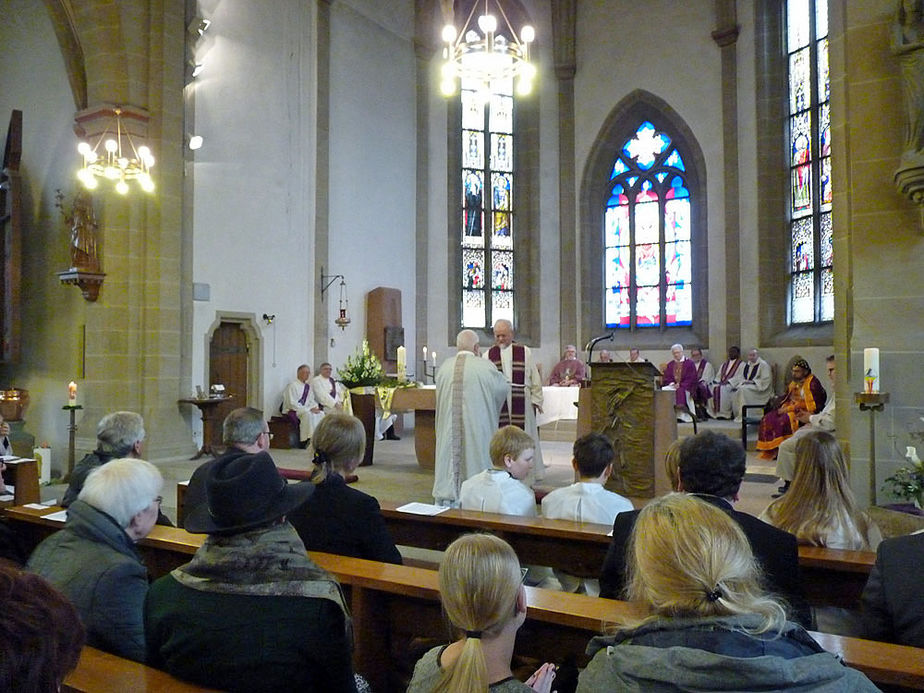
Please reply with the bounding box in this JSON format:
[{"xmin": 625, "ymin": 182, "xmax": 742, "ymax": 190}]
[
  {"xmin": 604, "ymin": 121, "xmax": 692, "ymax": 329},
  {"xmin": 460, "ymin": 77, "xmax": 515, "ymax": 329},
  {"xmin": 787, "ymin": 0, "xmax": 832, "ymax": 324}
]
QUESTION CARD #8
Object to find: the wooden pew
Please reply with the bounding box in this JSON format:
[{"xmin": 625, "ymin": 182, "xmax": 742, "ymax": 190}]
[
  {"xmin": 0, "ymin": 456, "xmax": 40, "ymax": 507},
  {"xmin": 378, "ymin": 500, "xmax": 877, "ymax": 607},
  {"xmin": 4, "ymin": 505, "xmax": 922, "ymax": 693},
  {"xmin": 63, "ymin": 646, "xmax": 218, "ymax": 692}
]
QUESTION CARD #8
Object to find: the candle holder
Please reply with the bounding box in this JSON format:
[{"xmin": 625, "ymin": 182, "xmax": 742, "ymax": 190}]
[
  {"xmin": 855, "ymin": 392, "xmax": 889, "ymax": 504},
  {"xmin": 422, "ymin": 360, "xmax": 437, "ymax": 384},
  {"xmin": 62, "ymin": 404, "xmax": 83, "ymax": 479}
]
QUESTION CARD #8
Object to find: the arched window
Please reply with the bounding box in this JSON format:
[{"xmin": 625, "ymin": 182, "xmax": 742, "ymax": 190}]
[
  {"xmin": 787, "ymin": 0, "xmax": 832, "ymax": 324},
  {"xmin": 460, "ymin": 77, "xmax": 515, "ymax": 329},
  {"xmin": 604, "ymin": 121, "xmax": 693, "ymax": 329}
]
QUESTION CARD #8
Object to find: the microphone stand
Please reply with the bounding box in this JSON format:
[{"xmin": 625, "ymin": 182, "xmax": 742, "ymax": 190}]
[{"xmin": 584, "ymin": 333, "xmax": 615, "ymax": 364}]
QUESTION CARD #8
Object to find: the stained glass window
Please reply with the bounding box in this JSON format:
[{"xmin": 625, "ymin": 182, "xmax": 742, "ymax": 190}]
[
  {"xmin": 460, "ymin": 76, "xmax": 515, "ymax": 328},
  {"xmin": 788, "ymin": 0, "xmax": 833, "ymax": 323},
  {"xmin": 603, "ymin": 121, "xmax": 693, "ymax": 329}
]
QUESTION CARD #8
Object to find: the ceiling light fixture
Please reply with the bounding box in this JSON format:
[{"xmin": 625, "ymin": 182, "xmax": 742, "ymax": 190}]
[
  {"xmin": 440, "ymin": 0, "xmax": 535, "ymax": 98},
  {"xmin": 76, "ymin": 107, "xmax": 155, "ymax": 194}
]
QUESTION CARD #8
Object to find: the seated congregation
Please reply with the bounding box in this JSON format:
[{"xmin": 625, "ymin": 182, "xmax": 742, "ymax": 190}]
[{"xmin": 1, "ymin": 401, "xmax": 921, "ymax": 691}]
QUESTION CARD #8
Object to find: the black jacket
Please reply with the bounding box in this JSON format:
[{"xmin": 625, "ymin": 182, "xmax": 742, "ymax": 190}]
[
  {"xmin": 861, "ymin": 531, "xmax": 924, "ymax": 647},
  {"xmin": 287, "ymin": 473, "xmax": 402, "ymax": 565},
  {"xmin": 599, "ymin": 493, "xmax": 811, "ymax": 626}
]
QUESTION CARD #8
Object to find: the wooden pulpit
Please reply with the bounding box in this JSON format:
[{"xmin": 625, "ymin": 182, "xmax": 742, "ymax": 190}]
[{"xmin": 577, "ymin": 362, "xmax": 677, "ymax": 498}]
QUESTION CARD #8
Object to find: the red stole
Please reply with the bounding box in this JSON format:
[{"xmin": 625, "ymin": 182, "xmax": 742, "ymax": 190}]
[
  {"xmin": 488, "ymin": 343, "xmax": 527, "ymax": 429},
  {"xmin": 720, "ymin": 358, "xmax": 742, "ymax": 384}
]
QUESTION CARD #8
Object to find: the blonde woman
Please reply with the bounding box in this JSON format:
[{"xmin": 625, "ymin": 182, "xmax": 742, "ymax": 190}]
[
  {"xmin": 286, "ymin": 413, "xmax": 402, "ymax": 564},
  {"xmin": 407, "ymin": 534, "xmax": 556, "ymax": 693},
  {"xmin": 578, "ymin": 494, "xmax": 877, "ymax": 691},
  {"xmin": 760, "ymin": 430, "xmax": 882, "ymax": 550}
]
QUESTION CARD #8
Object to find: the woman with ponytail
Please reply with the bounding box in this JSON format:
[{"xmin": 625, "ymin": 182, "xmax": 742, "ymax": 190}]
[
  {"xmin": 578, "ymin": 493, "xmax": 877, "ymax": 691},
  {"xmin": 408, "ymin": 534, "xmax": 557, "ymax": 692},
  {"xmin": 287, "ymin": 413, "xmax": 402, "ymax": 564}
]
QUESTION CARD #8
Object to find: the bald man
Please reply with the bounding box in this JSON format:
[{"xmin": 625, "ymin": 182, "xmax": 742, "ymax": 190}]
[{"xmin": 433, "ymin": 330, "xmax": 509, "ymax": 506}]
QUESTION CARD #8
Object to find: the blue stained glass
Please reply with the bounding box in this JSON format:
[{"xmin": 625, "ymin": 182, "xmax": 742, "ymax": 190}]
[
  {"xmin": 605, "ymin": 246, "xmax": 630, "ymax": 291},
  {"xmin": 636, "ymin": 243, "xmax": 660, "ymax": 285},
  {"xmin": 665, "ymin": 282, "xmax": 692, "ymax": 326},
  {"xmin": 605, "ymin": 286, "xmax": 631, "ymax": 328},
  {"xmin": 611, "ymin": 158, "xmax": 630, "ymax": 178},
  {"xmin": 666, "ymin": 177, "xmax": 689, "ymax": 199},
  {"xmin": 665, "ymin": 240, "xmax": 692, "ymax": 283},
  {"xmin": 626, "ymin": 176, "xmax": 639, "ymax": 189},
  {"xmin": 623, "ymin": 121, "xmax": 671, "ymax": 170},
  {"xmin": 656, "ymin": 172, "xmax": 668, "ymax": 183},
  {"xmin": 493, "ymin": 173, "xmax": 511, "ymax": 211},
  {"xmin": 665, "ymin": 149, "xmax": 685, "ymax": 171},
  {"xmin": 605, "ymin": 205, "xmax": 629, "ymax": 246},
  {"xmin": 665, "ymin": 199, "xmax": 690, "ymax": 242},
  {"xmin": 463, "ymin": 130, "xmax": 484, "ymax": 169}
]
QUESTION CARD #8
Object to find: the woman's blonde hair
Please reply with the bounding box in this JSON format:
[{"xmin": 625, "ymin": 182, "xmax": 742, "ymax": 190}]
[
  {"xmin": 625, "ymin": 493, "xmax": 786, "ymax": 635},
  {"xmin": 663, "ymin": 439, "xmax": 683, "ymax": 491},
  {"xmin": 763, "ymin": 430, "xmax": 876, "ymax": 549},
  {"xmin": 309, "ymin": 413, "xmax": 365, "ymax": 483},
  {"xmin": 434, "ymin": 534, "xmax": 522, "ymax": 693}
]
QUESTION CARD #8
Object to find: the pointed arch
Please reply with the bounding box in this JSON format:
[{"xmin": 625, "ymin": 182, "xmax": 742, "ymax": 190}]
[{"xmin": 580, "ymin": 89, "xmax": 708, "ymax": 347}]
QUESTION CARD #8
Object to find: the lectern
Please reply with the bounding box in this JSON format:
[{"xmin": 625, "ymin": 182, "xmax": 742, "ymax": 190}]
[{"xmin": 578, "ymin": 362, "xmax": 677, "ymax": 498}]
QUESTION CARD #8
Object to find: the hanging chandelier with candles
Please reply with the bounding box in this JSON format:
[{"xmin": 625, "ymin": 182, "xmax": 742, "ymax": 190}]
[
  {"xmin": 440, "ymin": 0, "xmax": 535, "ymax": 97},
  {"xmin": 76, "ymin": 108, "xmax": 155, "ymax": 195}
]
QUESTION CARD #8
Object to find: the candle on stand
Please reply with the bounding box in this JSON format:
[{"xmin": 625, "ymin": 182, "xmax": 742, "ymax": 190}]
[
  {"xmin": 423, "ymin": 346, "xmax": 428, "ymax": 363},
  {"xmin": 863, "ymin": 348, "xmax": 880, "ymax": 394},
  {"xmin": 396, "ymin": 345, "xmax": 406, "ymax": 383},
  {"xmin": 432, "ymin": 351, "xmax": 436, "ymax": 365},
  {"xmin": 67, "ymin": 381, "xmax": 77, "ymax": 405}
]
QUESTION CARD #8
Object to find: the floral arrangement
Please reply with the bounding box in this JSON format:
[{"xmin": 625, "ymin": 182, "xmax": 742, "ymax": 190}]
[
  {"xmin": 337, "ymin": 340, "xmax": 385, "ymax": 389},
  {"xmin": 883, "ymin": 417, "xmax": 924, "ymax": 508}
]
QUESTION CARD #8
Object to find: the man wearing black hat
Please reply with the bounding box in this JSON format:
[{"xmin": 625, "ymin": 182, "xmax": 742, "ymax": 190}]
[
  {"xmin": 144, "ymin": 451, "xmax": 357, "ymax": 692},
  {"xmin": 182, "ymin": 407, "xmax": 272, "ymax": 527}
]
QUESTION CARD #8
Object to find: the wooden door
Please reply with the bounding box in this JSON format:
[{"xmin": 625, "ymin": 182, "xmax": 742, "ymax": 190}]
[{"xmin": 208, "ymin": 322, "xmax": 248, "ymax": 450}]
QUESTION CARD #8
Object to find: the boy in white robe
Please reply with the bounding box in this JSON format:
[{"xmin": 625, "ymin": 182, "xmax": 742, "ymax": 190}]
[{"xmin": 460, "ymin": 425, "xmax": 536, "ymax": 516}]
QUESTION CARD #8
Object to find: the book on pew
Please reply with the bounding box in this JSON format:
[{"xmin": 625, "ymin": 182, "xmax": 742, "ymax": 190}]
[{"xmin": 396, "ymin": 502, "xmax": 450, "ymax": 516}]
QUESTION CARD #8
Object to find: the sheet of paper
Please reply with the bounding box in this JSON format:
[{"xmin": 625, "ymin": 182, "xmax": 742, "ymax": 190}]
[
  {"xmin": 396, "ymin": 502, "xmax": 450, "ymax": 516},
  {"xmin": 41, "ymin": 509, "xmax": 68, "ymax": 523},
  {"xmin": 23, "ymin": 503, "xmax": 47, "ymax": 510},
  {"xmin": 0, "ymin": 495, "xmax": 12, "ymax": 502}
]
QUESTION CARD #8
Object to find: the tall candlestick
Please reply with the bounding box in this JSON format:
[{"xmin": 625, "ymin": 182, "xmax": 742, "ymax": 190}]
[
  {"xmin": 863, "ymin": 348, "xmax": 880, "ymax": 394},
  {"xmin": 67, "ymin": 381, "xmax": 77, "ymax": 405},
  {"xmin": 396, "ymin": 345, "xmax": 406, "ymax": 383}
]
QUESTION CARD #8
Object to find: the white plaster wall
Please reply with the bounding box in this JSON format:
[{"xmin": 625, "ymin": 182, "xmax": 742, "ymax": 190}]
[
  {"xmin": 190, "ymin": 0, "xmax": 317, "ymax": 414},
  {"xmin": 326, "ymin": 1, "xmax": 417, "ymax": 370},
  {"xmin": 0, "ymin": 0, "xmax": 88, "ymax": 468}
]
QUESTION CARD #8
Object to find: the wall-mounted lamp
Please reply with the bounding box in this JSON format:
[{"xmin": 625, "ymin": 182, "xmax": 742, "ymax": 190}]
[
  {"xmin": 188, "ymin": 135, "xmax": 203, "ymax": 150},
  {"xmin": 262, "ymin": 313, "xmax": 275, "ymax": 325},
  {"xmin": 321, "ymin": 267, "xmax": 351, "ymax": 331}
]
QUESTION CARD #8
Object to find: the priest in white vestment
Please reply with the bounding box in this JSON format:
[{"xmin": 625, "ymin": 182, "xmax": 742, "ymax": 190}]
[
  {"xmin": 484, "ymin": 319, "xmax": 545, "ymax": 479},
  {"xmin": 732, "ymin": 348, "xmax": 775, "ymax": 419},
  {"xmin": 282, "ymin": 364, "xmax": 324, "ymax": 446},
  {"xmin": 433, "ymin": 330, "xmax": 509, "ymax": 506}
]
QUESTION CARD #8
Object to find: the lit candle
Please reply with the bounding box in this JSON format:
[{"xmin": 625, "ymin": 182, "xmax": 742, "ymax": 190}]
[
  {"xmin": 423, "ymin": 346, "xmax": 428, "ymax": 362},
  {"xmin": 396, "ymin": 346, "xmax": 407, "ymax": 383},
  {"xmin": 432, "ymin": 351, "xmax": 437, "ymax": 365},
  {"xmin": 863, "ymin": 348, "xmax": 880, "ymax": 394},
  {"xmin": 68, "ymin": 381, "xmax": 77, "ymax": 405}
]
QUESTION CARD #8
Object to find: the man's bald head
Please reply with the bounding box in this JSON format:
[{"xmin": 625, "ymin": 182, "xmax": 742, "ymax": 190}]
[
  {"xmin": 456, "ymin": 329, "xmax": 480, "ymax": 353},
  {"xmin": 493, "ymin": 319, "xmax": 514, "ymax": 347}
]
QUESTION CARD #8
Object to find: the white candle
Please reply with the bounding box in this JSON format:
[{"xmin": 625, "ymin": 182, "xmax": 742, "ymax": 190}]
[
  {"xmin": 68, "ymin": 381, "xmax": 77, "ymax": 405},
  {"xmin": 863, "ymin": 348, "xmax": 880, "ymax": 394},
  {"xmin": 432, "ymin": 351, "xmax": 437, "ymax": 365},
  {"xmin": 396, "ymin": 346, "xmax": 406, "ymax": 383},
  {"xmin": 423, "ymin": 346, "xmax": 428, "ymax": 362}
]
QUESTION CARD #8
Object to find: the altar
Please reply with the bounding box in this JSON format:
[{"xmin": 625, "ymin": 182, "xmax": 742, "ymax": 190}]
[{"xmin": 536, "ymin": 385, "xmax": 580, "ymax": 427}]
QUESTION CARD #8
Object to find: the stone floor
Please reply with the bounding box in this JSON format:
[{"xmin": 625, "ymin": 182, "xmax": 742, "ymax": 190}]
[{"xmin": 43, "ymin": 416, "xmax": 779, "ymax": 524}]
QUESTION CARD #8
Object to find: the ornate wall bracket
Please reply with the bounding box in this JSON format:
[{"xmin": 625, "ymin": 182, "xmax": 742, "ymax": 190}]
[
  {"xmin": 56, "ymin": 269, "xmax": 105, "ymax": 301},
  {"xmin": 894, "ymin": 161, "xmax": 924, "ymax": 231}
]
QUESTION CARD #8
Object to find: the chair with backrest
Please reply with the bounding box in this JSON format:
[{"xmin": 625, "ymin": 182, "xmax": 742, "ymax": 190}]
[{"xmin": 740, "ymin": 361, "xmax": 782, "ymax": 449}]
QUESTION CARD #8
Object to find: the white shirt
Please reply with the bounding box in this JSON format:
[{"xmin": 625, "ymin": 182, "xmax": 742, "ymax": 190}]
[
  {"xmin": 460, "ymin": 469, "xmax": 536, "ymax": 517},
  {"xmin": 541, "ymin": 482, "xmax": 633, "ymax": 525}
]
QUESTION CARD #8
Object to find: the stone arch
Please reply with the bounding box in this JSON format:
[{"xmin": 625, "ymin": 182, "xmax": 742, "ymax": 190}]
[{"xmin": 579, "ymin": 89, "xmax": 709, "ymax": 348}]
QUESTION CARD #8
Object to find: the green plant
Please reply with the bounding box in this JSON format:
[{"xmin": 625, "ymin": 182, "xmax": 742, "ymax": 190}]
[
  {"xmin": 337, "ymin": 340, "xmax": 385, "ymax": 388},
  {"xmin": 883, "ymin": 421, "xmax": 924, "ymax": 508}
]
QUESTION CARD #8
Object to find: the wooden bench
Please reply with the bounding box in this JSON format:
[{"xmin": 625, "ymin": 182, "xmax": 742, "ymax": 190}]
[
  {"xmin": 4, "ymin": 505, "xmax": 920, "ymax": 693},
  {"xmin": 0, "ymin": 456, "xmax": 40, "ymax": 507},
  {"xmin": 378, "ymin": 501, "xmax": 876, "ymax": 608},
  {"xmin": 63, "ymin": 646, "xmax": 218, "ymax": 692}
]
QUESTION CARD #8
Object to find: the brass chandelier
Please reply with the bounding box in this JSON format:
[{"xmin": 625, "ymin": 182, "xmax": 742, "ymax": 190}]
[{"xmin": 76, "ymin": 108, "xmax": 155, "ymax": 194}]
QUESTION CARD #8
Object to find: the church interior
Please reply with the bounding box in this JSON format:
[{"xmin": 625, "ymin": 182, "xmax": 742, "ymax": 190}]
[{"xmin": 1, "ymin": 0, "xmax": 922, "ymax": 514}]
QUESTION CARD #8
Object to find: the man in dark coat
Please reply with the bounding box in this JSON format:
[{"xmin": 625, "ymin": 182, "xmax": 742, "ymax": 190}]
[
  {"xmin": 861, "ymin": 531, "xmax": 924, "ymax": 648},
  {"xmin": 599, "ymin": 430, "xmax": 811, "ymax": 626}
]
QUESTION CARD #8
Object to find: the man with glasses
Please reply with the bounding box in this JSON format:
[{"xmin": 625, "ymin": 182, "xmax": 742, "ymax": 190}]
[{"xmin": 183, "ymin": 407, "xmax": 275, "ymax": 528}]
